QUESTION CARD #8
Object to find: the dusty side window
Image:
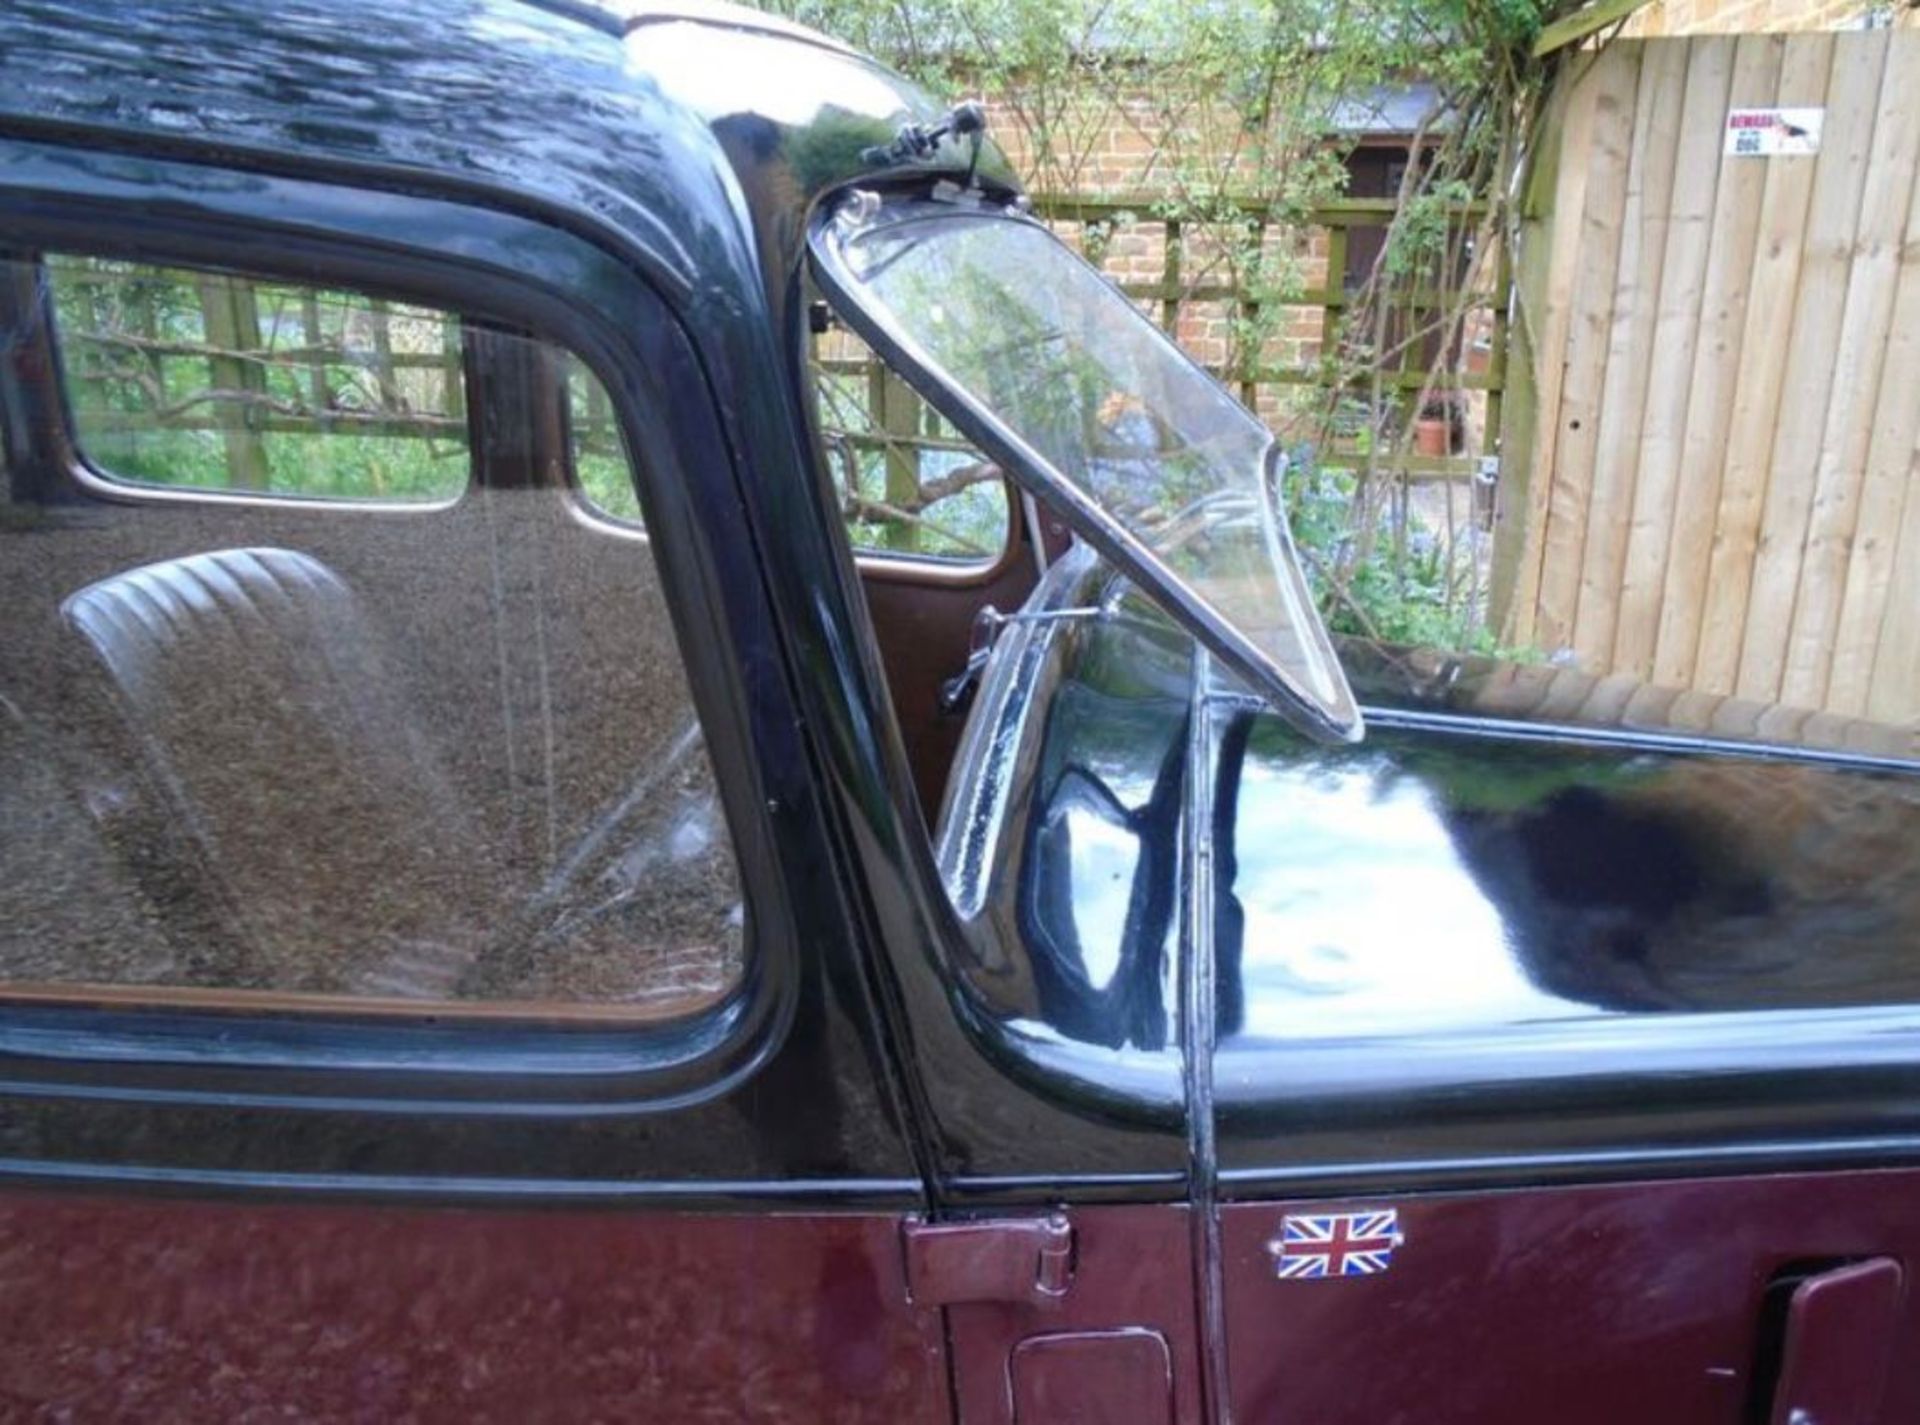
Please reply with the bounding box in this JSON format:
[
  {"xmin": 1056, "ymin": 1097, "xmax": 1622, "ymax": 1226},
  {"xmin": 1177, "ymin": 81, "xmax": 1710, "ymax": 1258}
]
[
  {"xmin": 0, "ymin": 253, "xmax": 742, "ymax": 1017},
  {"xmin": 812, "ymin": 318, "xmax": 1009, "ymax": 563},
  {"xmin": 49, "ymin": 256, "xmax": 470, "ymax": 503}
]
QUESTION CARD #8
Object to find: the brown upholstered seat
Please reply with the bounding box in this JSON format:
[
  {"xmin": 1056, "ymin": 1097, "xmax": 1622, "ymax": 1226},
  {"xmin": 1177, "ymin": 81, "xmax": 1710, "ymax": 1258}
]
[{"xmin": 61, "ymin": 547, "xmax": 499, "ymax": 998}]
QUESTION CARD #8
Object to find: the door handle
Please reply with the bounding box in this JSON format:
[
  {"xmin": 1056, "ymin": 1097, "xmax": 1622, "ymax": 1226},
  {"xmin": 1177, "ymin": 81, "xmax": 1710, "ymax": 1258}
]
[{"xmin": 1767, "ymin": 1257, "xmax": 1902, "ymax": 1425}]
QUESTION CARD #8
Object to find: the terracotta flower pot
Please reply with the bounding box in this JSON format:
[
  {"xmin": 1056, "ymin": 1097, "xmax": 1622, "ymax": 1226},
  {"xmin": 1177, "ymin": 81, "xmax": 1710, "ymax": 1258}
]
[{"xmin": 1413, "ymin": 416, "xmax": 1451, "ymax": 458}]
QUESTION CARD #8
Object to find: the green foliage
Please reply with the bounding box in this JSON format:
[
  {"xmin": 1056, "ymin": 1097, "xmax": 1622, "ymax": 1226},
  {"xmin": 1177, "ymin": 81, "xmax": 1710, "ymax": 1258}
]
[
  {"xmin": 812, "ymin": 338, "xmax": 1010, "ymax": 559},
  {"xmin": 1382, "ymin": 178, "xmax": 1476, "ymax": 279},
  {"xmin": 90, "ymin": 429, "xmax": 466, "ymax": 501},
  {"xmin": 566, "ymin": 360, "xmax": 644, "ymax": 523},
  {"xmin": 1287, "ymin": 442, "xmax": 1537, "ymax": 657},
  {"xmin": 50, "ymin": 256, "xmax": 468, "ymax": 503}
]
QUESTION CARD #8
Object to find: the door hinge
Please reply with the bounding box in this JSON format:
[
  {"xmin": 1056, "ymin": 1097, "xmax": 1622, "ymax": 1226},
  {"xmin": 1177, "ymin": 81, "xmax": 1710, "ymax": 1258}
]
[{"xmin": 902, "ymin": 1212, "xmax": 1074, "ymax": 1307}]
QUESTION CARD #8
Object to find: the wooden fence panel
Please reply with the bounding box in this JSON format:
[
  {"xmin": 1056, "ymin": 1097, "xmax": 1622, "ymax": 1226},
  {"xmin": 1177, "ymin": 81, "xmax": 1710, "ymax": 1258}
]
[
  {"xmin": 1573, "ymin": 36, "xmax": 1686, "ymax": 671},
  {"xmin": 1693, "ymin": 33, "xmax": 1831, "ymax": 695},
  {"xmin": 1532, "ymin": 44, "xmax": 1642, "ymax": 652},
  {"xmin": 1651, "ymin": 34, "xmax": 1782, "ymax": 688},
  {"xmin": 1786, "ymin": 36, "xmax": 1920, "ymax": 708},
  {"xmin": 1614, "ymin": 36, "xmax": 1736, "ymax": 679},
  {"xmin": 1835, "ymin": 130, "xmax": 1920, "ymax": 716},
  {"xmin": 1501, "ymin": 30, "xmax": 1920, "ymax": 729},
  {"xmin": 1491, "ymin": 49, "xmax": 1601, "ymax": 640},
  {"xmin": 1871, "ymin": 402, "xmax": 1920, "ymax": 721},
  {"xmin": 1737, "ymin": 33, "xmax": 1886, "ymax": 702}
]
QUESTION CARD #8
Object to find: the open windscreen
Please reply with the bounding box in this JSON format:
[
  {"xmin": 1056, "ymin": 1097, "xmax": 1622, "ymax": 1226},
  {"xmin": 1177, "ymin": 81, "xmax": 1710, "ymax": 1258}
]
[{"xmin": 812, "ymin": 193, "xmax": 1361, "ymax": 743}]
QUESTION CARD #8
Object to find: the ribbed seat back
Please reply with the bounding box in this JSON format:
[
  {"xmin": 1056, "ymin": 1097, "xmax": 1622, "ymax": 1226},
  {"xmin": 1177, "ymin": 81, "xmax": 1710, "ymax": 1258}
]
[{"xmin": 62, "ymin": 547, "xmax": 494, "ymax": 997}]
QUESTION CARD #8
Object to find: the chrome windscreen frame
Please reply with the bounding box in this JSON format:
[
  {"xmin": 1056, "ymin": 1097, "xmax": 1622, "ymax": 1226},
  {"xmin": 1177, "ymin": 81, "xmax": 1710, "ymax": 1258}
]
[{"xmin": 808, "ymin": 187, "xmax": 1364, "ymax": 746}]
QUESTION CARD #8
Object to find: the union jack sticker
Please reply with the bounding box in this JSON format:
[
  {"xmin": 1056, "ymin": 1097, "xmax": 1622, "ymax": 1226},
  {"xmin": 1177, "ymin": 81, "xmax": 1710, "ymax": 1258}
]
[{"xmin": 1267, "ymin": 1209, "xmax": 1403, "ymax": 1280}]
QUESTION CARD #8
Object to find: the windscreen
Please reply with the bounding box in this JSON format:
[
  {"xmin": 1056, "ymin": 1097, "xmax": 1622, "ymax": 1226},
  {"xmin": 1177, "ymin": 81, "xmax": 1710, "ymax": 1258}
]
[{"xmin": 813, "ymin": 195, "xmax": 1361, "ymax": 743}]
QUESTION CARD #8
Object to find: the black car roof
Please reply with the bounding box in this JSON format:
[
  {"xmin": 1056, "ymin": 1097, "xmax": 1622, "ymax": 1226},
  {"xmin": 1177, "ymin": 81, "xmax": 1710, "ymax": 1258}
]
[{"xmin": 0, "ymin": 0, "xmax": 1002, "ymax": 304}]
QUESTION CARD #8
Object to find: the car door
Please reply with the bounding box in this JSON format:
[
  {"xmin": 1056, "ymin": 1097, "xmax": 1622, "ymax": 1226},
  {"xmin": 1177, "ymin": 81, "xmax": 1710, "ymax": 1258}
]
[
  {"xmin": 0, "ymin": 143, "xmax": 948, "ymax": 1421},
  {"xmin": 1202, "ymin": 682, "xmax": 1920, "ymax": 1424}
]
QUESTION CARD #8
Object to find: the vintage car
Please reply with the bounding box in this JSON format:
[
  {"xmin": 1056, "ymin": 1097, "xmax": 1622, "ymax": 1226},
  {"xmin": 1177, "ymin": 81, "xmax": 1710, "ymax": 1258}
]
[{"xmin": 0, "ymin": 2, "xmax": 1916, "ymax": 1421}]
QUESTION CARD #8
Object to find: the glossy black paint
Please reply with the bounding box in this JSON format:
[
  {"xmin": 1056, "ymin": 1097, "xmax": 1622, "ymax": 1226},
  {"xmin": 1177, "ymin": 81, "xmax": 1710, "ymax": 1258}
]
[
  {"xmin": 1210, "ymin": 708, "xmax": 1920, "ymax": 1194},
  {"xmin": 936, "ymin": 553, "xmax": 1197, "ymax": 1130},
  {"xmin": 945, "ymin": 545, "xmax": 1920, "ymax": 1195}
]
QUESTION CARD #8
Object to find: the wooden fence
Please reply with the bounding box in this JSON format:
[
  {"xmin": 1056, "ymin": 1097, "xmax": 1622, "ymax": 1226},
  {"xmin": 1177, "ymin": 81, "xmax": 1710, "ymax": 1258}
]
[{"xmin": 1496, "ymin": 30, "xmax": 1920, "ymax": 726}]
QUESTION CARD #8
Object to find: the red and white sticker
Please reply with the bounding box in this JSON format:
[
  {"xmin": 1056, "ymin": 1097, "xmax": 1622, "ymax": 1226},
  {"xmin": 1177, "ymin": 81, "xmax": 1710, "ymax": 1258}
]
[{"xmin": 1726, "ymin": 108, "xmax": 1822, "ymax": 158}]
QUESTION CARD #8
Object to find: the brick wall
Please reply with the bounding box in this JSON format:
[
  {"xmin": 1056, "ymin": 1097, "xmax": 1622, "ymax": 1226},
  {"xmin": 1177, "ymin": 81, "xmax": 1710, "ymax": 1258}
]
[
  {"xmin": 986, "ymin": 81, "xmax": 1349, "ymax": 438},
  {"xmin": 965, "ymin": 89, "xmax": 1504, "ymax": 452},
  {"xmin": 978, "ymin": 95, "xmax": 1272, "ymax": 194}
]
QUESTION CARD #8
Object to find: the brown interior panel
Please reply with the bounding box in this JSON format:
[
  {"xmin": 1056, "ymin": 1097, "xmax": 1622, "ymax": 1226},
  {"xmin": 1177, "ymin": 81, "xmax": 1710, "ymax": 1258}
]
[{"xmin": 858, "ymin": 491, "xmax": 1041, "ymax": 819}]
